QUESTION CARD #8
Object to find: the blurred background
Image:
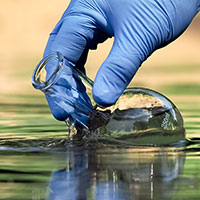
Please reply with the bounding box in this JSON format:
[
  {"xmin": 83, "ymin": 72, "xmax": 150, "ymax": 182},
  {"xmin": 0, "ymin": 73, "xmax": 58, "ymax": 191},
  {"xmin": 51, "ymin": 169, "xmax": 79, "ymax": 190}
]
[{"xmin": 0, "ymin": 0, "xmax": 199, "ymax": 104}]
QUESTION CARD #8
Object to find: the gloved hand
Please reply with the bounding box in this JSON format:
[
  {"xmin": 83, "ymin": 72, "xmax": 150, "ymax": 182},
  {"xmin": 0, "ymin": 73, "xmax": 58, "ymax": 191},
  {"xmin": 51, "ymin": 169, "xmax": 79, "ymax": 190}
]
[{"xmin": 43, "ymin": 0, "xmax": 200, "ymax": 123}]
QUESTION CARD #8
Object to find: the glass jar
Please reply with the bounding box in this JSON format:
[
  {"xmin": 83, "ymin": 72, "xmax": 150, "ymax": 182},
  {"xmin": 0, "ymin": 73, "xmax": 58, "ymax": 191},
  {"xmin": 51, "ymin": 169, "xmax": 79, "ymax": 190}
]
[{"xmin": 32, "ymin": 52, "xmax": 185, "ymax": 146}]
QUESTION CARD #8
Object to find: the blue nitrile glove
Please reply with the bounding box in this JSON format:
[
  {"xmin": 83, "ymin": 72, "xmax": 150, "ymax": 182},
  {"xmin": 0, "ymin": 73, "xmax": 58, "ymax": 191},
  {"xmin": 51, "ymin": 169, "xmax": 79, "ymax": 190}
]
[
  {"xmin": 44, "ymin": 0, "xmax": 200, "ymax": 122},
  {"xmin": 43, "ymin": 53, "xmax": 93, "ymax": 127}
]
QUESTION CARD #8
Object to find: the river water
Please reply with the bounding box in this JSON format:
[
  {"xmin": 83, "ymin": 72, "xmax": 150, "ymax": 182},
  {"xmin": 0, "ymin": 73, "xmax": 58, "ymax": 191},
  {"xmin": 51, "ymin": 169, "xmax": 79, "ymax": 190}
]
[{"xmin": 0, "ymin": 93, "xmax": 200, "ymax": 200}]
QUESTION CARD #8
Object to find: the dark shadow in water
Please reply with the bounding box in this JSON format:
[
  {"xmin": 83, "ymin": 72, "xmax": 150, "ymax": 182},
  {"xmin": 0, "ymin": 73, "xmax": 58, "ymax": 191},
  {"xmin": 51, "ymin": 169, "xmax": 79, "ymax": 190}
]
[
  {"xmin": 46, "ymin": 146, "xmax": 185, "ymax": 200},
  {"xmin": 0, "ymin": 169, "xmax": 49, "ymax": 183}
]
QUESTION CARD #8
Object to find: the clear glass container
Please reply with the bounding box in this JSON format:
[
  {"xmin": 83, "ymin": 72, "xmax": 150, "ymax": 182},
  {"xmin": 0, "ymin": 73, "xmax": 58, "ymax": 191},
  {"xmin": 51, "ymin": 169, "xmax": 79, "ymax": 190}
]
[
  {"xmin": 94, "ymin": 88, "xmax": 185, "ymax": 146},
  {"xmin": 32, "ymin": 52, "xmax": 185, "ymax": 146}
]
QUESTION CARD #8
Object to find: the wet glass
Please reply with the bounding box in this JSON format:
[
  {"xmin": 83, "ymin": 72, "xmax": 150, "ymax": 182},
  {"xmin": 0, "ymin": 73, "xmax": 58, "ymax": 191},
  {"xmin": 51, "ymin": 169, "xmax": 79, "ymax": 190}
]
[
  {"xmin": 32, "ymin": 52, "xmax": 185, "ymax": 146},
  {"xmin": 94, "ymin": 88, "xmax": 185, "ymax": 146}
]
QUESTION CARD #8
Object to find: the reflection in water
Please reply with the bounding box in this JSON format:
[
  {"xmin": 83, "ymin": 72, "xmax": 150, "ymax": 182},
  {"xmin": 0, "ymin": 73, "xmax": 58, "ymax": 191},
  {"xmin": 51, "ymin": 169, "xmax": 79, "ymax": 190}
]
[
  {"xmin": 0, "ymin": 96, "xmax": 200, "ymax": 199},
  {"xmin": 47, "ymin": 147, "xmax": 185, "ymax": 200}
]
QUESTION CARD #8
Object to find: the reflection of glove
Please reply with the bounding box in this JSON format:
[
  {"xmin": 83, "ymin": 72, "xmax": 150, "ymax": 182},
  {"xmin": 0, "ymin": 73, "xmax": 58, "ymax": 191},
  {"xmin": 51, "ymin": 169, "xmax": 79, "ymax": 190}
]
[{"xmin": 44, "ymin": 0, "xmax": 200, "ymax": 121}]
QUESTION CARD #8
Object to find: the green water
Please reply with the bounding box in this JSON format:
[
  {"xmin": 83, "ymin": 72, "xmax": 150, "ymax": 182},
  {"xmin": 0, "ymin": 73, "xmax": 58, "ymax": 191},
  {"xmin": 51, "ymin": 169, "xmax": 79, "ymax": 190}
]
[{"xmin": 0, "ymin": 93, "xmax": 200, "ymax": 200}]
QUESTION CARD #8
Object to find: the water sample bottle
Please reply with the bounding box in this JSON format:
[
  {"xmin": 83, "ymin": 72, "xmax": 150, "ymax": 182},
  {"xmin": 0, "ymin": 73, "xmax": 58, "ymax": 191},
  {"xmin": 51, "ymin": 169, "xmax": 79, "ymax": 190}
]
[
  {"xmin": 32, "ymin": 52, "xmax": 185, "ymax": 146},
  {"xmin": 91, "ymin": 88, "xmax": 185, "ymax": 146}
]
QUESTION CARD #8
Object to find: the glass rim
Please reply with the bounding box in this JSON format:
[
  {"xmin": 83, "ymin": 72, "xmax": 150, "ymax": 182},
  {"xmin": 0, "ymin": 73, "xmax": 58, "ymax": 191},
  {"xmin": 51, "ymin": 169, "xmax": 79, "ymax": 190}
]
[{"xmin": 32, "ymin": 52, "xmax": 64, "ymax": 91}]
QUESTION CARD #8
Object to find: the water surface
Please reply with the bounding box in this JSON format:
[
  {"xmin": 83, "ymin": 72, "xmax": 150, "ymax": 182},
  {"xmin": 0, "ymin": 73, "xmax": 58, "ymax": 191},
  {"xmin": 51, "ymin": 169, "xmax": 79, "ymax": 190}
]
[{"xmin": 0, "ymin": 94, "xmax": 200, "ymax": 200}]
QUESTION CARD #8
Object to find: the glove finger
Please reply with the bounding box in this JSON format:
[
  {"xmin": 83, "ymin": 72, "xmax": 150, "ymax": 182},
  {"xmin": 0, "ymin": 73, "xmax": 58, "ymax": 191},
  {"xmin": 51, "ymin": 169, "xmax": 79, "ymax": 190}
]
[
  {"xmin": 92, "ymin": 35, "xmax": 145, "ymax": 107},
  {"xmin": 43, "ymin": 13, "xmax": 109, "ymax": 122},
  {"xmin": 92, "ymin": 0, "xmax": 175, "ymax": 107},
  {"xmin": 49, "ymin": 14, "xmax": 108, "ymax": 64},
  {"xmin": 46, "ymin": 94, "xmax": 70, "ymax": 121}
]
